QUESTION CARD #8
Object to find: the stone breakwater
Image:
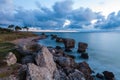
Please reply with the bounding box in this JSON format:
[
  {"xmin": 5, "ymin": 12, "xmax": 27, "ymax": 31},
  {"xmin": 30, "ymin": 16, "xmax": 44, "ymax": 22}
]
[{"xmin": 1, "ymin": 33, "xmax": 115, "ymax": 80}]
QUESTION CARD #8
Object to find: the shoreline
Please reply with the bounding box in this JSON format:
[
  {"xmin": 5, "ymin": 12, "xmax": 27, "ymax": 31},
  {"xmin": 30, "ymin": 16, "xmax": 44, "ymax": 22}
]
[{"xmin": 0, "ymin": 32, "xmax": 115, "ymax": 80}]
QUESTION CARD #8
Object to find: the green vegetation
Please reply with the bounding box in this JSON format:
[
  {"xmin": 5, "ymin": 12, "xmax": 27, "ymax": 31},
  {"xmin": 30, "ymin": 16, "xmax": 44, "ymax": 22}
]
[{"xmin": 0, "ymin": 27, "xmax": 37, "ymax": 42}]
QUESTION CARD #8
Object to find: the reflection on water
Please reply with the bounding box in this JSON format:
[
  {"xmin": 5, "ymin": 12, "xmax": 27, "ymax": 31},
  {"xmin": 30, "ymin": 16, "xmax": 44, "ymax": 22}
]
[{"xmin": 35, "ymin": 32, "xmax": 120, "ymax": 80}]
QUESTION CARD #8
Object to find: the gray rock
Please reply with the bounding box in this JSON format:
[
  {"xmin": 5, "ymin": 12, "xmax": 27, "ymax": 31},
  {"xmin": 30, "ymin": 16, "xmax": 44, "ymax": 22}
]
[
  {"xmin": 27, "ymin": 63, "xmax": 53, "ymax": 80},
  {"xmin": 67, "ymin": 69, "xmax": 85, "ymax": 80},
  {"xmin": 76, "ymin": 61, "xmax": 93, "ymax": 80},
  {"xmin": 5, "ymin": 52, "xmax": 17, "ymax": 66},
  {"xmin": 63, "ymin": 38, "xmax": 75, "ymax": 51},
  {"xmin": 54, "ymin": 69, "xmax": 67, "ymax": 80},
  {"xmin": 35, "ymin": 46, "xmax": 57, "ymax": 75},
  {"xmin": 77, "ymin": 42, "xmax": 88, "ymax": 53},
  {"xmin": 55, "ymin": 56, "xmax": 75, "ymax": 68}
]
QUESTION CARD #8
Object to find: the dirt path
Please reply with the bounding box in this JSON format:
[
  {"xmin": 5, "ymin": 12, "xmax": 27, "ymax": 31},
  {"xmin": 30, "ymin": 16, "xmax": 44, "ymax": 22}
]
[{"xmin": 10, "ymin": 36, "xmax": 42, "ymax": 47}]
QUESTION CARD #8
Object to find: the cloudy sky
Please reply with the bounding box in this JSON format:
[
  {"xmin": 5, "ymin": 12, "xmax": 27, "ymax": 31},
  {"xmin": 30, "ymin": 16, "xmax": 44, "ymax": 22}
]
[{"xmin": 1, "ymin": 0, "xmax": 120, "ymax": 30}]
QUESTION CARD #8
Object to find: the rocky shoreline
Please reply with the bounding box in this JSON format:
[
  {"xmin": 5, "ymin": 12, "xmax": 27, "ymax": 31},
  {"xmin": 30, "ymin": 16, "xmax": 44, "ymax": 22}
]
[{"xmin": 1, "ymin": 33, "xmax": 115, "ymax": 80}]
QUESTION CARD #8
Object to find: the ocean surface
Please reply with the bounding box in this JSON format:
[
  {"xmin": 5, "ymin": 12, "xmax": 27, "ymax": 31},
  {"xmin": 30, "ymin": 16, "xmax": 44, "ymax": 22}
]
[{"xmin": 34, "ymin": 32, "xmax": 120, "ymax": 80}]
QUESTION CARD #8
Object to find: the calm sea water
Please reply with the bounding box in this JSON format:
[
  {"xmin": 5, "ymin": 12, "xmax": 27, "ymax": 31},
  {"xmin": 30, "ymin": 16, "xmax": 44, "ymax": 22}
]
[{"xmin": 35, "ymin": 32, "xmax": 120, "ymax": 80}]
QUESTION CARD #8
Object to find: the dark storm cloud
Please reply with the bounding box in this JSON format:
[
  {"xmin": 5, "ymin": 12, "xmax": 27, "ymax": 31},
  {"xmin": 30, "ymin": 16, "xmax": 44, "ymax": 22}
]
[
  {"xmin": 95, "ymin": 11, "xmax": 120, "ymax": 29},
  {"xmin": 0, "ymin": 0, "xmax": 14, "ymax": 24},
  {"xmin": 1, "ymin": 0, "xmax": 119, "ymax": 30}
]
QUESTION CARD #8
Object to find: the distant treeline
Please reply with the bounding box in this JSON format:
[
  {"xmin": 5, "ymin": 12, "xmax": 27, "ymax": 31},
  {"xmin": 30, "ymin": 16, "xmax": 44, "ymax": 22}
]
[{"xmin": 0, "ymin": 24, "xmax": 29, "ymax": 33}]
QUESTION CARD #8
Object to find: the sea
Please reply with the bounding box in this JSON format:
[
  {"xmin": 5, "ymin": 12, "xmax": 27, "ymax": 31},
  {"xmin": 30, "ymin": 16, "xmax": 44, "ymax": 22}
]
[{"xmin": 34, "ymin": 32, "xmax": 120, "ymax": 80}]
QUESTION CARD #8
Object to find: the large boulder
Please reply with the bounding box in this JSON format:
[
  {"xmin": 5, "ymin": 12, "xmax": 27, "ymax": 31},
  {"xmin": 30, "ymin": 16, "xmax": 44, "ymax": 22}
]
[
  {"xmin": 54, "ymin": 56, "xmax": 75, "ymax": 68},
  {"xmin": 77, "ymin": 42, "xmax": 88, "ymax": 53},
  {"xmin": 76, "ymin": 61, "xmax": 93, "ymax": 80},
  {"xmin": 63, "ymin": 38, "xmax": 75, "ymax": 52},
  {"xmin": 67, "ymin": 69, "xmax": 85, "ymax": 80},
  {"xmin": 103, "ymin": 71, "xmax": 115, "ymax": 80},
  {"xmin": 27, "ymin": 63, "xmax": 53, "ymax": 80},
  {"xmin": 5, "ymin": 52, "xmax": 17, "ymax": 66},
  {"xmin": 35, "ymin": 46, "xmax": 57, "ymax": 75},
  {"xmin": 53, "ymin": 69, "xmax": 67, "ymax": 80}
]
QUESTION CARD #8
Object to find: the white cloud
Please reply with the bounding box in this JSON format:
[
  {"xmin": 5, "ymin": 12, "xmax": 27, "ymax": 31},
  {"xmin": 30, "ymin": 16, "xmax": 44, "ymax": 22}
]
[{"xmin": 63, "ymin": 19, "xmax": 71, "ymax": 28}]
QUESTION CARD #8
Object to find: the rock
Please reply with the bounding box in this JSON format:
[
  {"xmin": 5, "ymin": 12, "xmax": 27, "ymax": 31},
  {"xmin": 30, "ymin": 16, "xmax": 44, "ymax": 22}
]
[
  {"xmin": 81, "ymin": 53, "xmax": 89, "ymax": 59},
  {"xmin": 27, "ymin": 63, "xmax": 53, "ymax": 80},
  {"xmin": 55, "ymin": 56, "xmax": 75, "ymax": 68},
  {"xmin": 67, "ymin": 69, "xmax": 86, "ymax": 80},
  {"xmin": 63, "ymin": 38, "xmax": 75, "ymax": 52},
  {"xmin": 55, "ymin": 46, "xmax": 62, "ymax": 50},
  {"xmin": 76, "ymin": 61, "xmax": 93, "ymax": 80},
  {"xmin": 54, "ymin": 69, "xmax": 67, "ymax": 80},
  {"xmin": 103, "ymin": 71, "xmax": 115, "ymax": 80},
  {"xmin": 77, "ymin": 42, "xmax": 88, "ymax": 53},
  {"xmin": 21, "ymin": 55, "xmax": 34, "ymax": 64},
  {"xmin": 18, "ymin": 65, "xmax": 27, "ymax": 80},
  {"xmin": 51, "ymin": 34, "xmax": 57, "ymax": 40},
  {"xmin": 5, "ymin": 52, "xmax": 17, "ymax": 66},
  {"xmin": 56, "ymin": 37, "xmax": 64, "ymax": 42},
  {"xmin": 55, "ymin": 49, "xmax": 64, "ymax": 56},
  {"xmin": 35, "ymin": 46, "xmax": 57, "ymax": 75},
  {"xmin": 96, "ymin": 73, "xmax": 104, "ymax": 79}
]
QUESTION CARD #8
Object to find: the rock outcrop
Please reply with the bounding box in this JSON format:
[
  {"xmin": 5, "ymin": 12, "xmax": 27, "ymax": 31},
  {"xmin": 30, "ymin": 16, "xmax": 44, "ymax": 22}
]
[
  {"xmin": 5, "ymin": 52, "xmax": 17, "ymax": 66},
  {"xmin": 67, "ymin": 69, "xmax": 85, "ymax": 80},
  {"xmin": 27, "ymin": 63, "xmax": 53, "ymax": 80},
  {"xmin": 25, "ymin": 46, "xmax": 57, "ymax": 80},
  {"xmin": 77, "ymin": 42, "xmax": 88, "ymax": 53},
  {"xmin": 35, "ymin": 46, "xmax": 57, "ymax": 75},
  {"xmin": 63, "ymin": 38, "xmax": 75, "ymax": 52},
  {"xmin": 76, "ymin": 61, "xmax": 93, "ymax": 80},
  {"xmin": 103, "ymin": 71, "xmax": 115, "ymax": 80}
]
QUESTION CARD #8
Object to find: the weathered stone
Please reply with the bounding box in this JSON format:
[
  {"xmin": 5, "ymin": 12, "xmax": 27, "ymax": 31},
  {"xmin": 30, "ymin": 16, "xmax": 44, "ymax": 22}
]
[
  {"xmin": 96, "ymin": 73, "xmax": 104, "ymax": 79},
  {"xmin": 21, "ymin": 55, "xmax": 34, "ymax": 64},
  {"xmin": 103, "ymin": 71, "xmax": 115, "ymax": 80},
  {"xmin": 27, "ymin": 63, "xmax": 53, "ymax": 80},
  {"xmin": 55, "ymin": 56, "xmax": 75, "ymax": 68},
  {"xmin": 63, "ymin": 38, "xmax": 75, "ymax": 51},
  {"xmin": 77, "ymin": 42, "xmax": 88, "ymax": 53},
  {"xmin": 5, "ymin": 52, "xmax": 17, "ymax": 66},
  {"xmin": 67, "ymin": 69, "xmax": 85, "ymax": 80},
  {"xmin": 54, "ymin": 69, "xmax": 67, "ymax": 80},
  {"xmin": 18, "ymin": 65, "xmax": 27, "ymax": 80},
  {"xmin": 81, "ymin": 53, "xmax": 89, "ymax": 59},
  {"xmin": 35, "ymin": 46, "xmax": 57, "ymax": 75},
  {"xmin": 76, "ymin": 61, "xmax": 93, "ymax": 80}
]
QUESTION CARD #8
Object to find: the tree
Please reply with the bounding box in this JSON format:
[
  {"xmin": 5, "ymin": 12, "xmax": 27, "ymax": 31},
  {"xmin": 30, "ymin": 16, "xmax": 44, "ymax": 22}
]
[
  {"xmin": 15, "ymin": 26, "xmax": 22, "ymax": 31},
  {"xmin": 8, "ymin": 24, "xmax": 14, "ymax": 30}
]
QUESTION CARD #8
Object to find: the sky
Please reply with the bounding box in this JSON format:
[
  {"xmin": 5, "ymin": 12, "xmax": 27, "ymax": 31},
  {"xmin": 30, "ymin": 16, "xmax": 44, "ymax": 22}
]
[{"xmin": 1, "ymin": 0, "xmax": 120, "ymax": 30}]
